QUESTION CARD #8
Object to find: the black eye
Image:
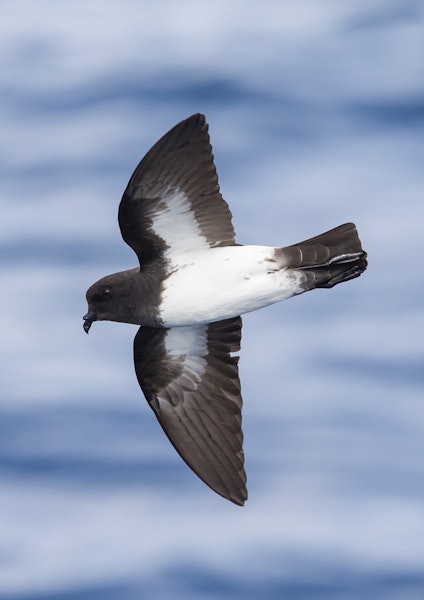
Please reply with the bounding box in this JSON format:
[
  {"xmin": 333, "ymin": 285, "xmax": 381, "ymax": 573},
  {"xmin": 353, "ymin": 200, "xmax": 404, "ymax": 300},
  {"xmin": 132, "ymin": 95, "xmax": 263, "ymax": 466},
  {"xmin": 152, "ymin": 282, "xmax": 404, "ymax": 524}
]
[{"xmin": 88, "ymin": 287, "xmax": 112, "ymax": 304}]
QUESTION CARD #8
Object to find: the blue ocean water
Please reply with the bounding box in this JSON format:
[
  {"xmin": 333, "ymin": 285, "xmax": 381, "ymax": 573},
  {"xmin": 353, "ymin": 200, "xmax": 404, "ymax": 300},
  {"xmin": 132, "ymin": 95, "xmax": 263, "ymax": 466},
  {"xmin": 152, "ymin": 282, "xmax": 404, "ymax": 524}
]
[{"xmin": 1, "ymin": 2, "xmax": 424, "ymax": 598}]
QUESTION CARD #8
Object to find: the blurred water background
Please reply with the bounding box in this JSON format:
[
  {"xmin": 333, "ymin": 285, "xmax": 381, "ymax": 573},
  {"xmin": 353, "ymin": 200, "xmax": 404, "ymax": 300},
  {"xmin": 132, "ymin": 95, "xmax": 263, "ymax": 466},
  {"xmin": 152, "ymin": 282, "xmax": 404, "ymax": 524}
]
[{"xmin": 1, "ymin": 1, "xmax": 424, "ymax": 598}]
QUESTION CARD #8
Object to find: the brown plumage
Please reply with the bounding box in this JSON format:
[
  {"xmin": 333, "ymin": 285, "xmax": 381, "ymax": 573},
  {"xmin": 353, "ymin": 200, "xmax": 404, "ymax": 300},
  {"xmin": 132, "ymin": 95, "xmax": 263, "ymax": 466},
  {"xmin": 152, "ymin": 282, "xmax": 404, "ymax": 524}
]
[{"xmin": 84, "ymin": 113, "xmax": 367, "ymax": 504}]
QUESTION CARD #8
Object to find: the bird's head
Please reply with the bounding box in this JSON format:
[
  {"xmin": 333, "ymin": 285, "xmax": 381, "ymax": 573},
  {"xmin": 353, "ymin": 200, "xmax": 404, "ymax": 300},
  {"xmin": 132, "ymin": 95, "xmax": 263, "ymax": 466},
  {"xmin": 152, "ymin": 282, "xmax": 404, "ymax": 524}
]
[{"xmin": 83, "ymin": 271, "xmax": 136, "ymax": 333}]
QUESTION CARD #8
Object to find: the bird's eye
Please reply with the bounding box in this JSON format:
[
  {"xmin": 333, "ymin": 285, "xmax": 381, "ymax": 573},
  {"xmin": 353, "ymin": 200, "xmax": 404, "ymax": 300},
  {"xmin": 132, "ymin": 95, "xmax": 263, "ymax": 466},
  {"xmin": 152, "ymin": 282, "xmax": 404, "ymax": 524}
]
[{"xmin": 103, "ymin": 288, "xmax": 111, "ymax": 297}]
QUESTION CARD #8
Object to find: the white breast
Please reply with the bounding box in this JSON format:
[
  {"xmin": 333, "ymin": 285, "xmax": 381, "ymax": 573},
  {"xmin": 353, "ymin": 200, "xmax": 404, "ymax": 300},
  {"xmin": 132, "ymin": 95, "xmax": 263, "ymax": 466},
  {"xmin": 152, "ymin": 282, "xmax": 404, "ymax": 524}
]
[{"xmin": 159, "ymin": 245, "xmax": 304, "ymax": 326}]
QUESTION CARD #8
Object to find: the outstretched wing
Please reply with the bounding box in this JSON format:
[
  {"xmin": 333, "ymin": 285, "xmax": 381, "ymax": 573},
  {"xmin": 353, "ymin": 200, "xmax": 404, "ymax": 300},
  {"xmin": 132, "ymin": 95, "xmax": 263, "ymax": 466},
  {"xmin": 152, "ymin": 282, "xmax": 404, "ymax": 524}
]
[
  {"xmin": 118, "ymin": 113, "xmax": 236, "ymax": 265},
  {"xmin": 133, "ymin": 317, "xmax": 247, "ymax": 505}
]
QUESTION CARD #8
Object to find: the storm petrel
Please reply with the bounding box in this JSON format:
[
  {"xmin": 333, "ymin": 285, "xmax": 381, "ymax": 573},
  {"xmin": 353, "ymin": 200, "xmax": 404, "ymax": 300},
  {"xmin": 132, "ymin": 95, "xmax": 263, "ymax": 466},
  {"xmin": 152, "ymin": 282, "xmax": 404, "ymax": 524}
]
[{"xmin": 84, "ymin": 113, "xmax": 367, "ymax": 505}]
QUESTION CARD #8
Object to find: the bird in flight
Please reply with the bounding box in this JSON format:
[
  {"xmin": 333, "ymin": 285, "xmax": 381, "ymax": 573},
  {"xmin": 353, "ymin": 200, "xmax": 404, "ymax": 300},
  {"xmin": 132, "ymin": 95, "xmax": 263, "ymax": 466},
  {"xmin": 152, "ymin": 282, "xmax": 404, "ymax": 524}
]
[{"xmin": 84, "ymin": 113, "xmax": 367, "ymax": 505}]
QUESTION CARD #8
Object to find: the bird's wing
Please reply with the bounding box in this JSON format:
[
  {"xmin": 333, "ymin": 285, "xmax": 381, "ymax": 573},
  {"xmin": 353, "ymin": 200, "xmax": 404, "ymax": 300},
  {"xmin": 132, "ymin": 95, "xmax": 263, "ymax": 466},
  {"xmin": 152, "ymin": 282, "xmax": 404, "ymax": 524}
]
[
  {"xmin": 118, "ymin": 113, "xmax": 236, "ymax": 265},
  {"xmin": 133, "ymin": 317, "xmax": 247, "ymax": 505}
]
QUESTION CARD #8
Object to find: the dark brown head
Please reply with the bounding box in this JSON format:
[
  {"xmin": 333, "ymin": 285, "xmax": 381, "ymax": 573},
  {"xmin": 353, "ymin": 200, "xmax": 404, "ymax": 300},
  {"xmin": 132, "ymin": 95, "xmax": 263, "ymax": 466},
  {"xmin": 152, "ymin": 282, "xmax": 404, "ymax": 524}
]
[{"xmin": 83, "ymin": 269, "xmax": 138, "ymax": 333}]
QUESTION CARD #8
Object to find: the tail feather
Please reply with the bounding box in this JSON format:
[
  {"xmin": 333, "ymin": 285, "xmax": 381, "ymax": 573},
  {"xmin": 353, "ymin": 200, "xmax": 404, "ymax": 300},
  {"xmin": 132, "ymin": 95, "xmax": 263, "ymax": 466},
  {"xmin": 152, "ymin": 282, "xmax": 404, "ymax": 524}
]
[{"xmin": 280, "ymin": 222, "xmax": 367, "ymax": 290}]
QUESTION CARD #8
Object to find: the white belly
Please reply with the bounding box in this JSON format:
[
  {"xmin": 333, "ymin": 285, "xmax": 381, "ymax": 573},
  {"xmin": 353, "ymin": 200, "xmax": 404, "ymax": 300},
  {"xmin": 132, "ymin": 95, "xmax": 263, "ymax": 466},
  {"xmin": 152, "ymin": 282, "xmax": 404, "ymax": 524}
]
[{"xmin": 159, "ymin": 245, "xmax": 303, "ymax": 326}]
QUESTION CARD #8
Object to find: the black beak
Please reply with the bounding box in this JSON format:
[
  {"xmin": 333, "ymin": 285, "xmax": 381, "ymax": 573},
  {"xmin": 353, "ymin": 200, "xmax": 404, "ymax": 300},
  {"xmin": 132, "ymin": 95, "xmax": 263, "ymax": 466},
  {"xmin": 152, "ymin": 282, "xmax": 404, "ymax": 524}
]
[{"xmin": 83, "ymin": 312, "xmax": 97, "ymax": 334}]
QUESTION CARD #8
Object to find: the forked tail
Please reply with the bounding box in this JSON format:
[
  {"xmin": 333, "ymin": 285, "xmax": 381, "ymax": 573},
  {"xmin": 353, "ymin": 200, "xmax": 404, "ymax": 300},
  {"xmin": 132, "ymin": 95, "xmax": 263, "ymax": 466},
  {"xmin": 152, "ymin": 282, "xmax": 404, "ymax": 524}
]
[{"xmin": 280, "ymin": 222, "xmax": 367, "ymax": 290}]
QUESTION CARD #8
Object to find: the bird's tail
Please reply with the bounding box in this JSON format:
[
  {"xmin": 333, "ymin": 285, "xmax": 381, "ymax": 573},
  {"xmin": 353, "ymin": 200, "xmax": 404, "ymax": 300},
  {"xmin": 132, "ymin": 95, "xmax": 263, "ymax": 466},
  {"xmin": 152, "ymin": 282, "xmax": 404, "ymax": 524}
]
[{"xmin": 279, "ymin": 222, "xmax": 367, "ymax": 290}]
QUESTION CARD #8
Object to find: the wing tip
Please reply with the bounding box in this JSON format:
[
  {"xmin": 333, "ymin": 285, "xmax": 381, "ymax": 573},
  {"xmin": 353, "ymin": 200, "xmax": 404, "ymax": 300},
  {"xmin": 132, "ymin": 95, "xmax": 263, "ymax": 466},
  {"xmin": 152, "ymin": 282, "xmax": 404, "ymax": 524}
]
[
  {"xmin": 187, "ymin": 112, "xmax": 206, "ymax": 123},
  {"xmin": 230, "ymin": 491, "xmax": 248, "ymax": 507},
  {"xmin": 215, "ymin": 472, "xmax": 248, "ymax": 506}
]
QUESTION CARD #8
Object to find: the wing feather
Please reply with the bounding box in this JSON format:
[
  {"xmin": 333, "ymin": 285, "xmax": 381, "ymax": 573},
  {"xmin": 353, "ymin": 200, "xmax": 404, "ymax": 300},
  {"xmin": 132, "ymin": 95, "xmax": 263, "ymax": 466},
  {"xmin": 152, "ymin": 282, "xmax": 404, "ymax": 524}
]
[
  {"xmin": 133, "ymin": 317, "xmax": 247, "ymax": 505},
  {"xmin": 118, "ymin": 114, "xmax": 236, "ymax": 265}
]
